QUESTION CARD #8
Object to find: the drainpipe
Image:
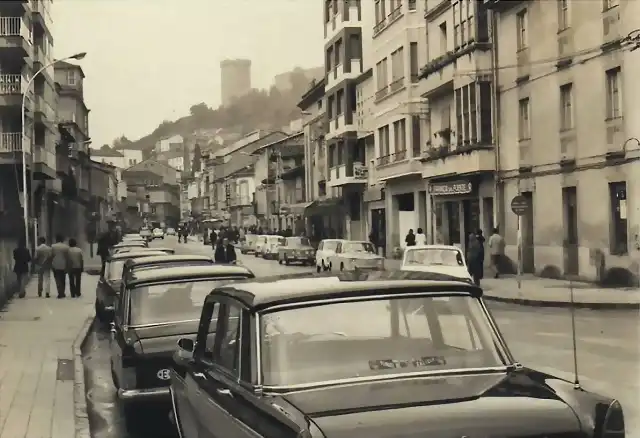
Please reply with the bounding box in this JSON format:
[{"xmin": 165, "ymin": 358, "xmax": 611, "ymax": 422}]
[{"xmin": 489, "ymin": 9, "xmax": 503, "ymax": 230}]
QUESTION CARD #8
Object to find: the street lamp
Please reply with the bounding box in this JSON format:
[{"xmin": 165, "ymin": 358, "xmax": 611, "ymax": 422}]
[{"xmin": 21, "ymin": 52, "xmax": 86, "ymax": 251}]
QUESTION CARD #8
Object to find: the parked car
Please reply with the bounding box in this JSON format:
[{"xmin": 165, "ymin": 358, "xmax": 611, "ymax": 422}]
[
  {"xmin": 315, "ymin": 238, "xmax": 346, "ymax": 272},
  {"xmin": 111, "ymin": 241, "xmax": 147, "ymax": 255},
  {"xmin": 166, "ymin": 227, "xmax": 176, "ymax": 236},
  {"xmin": 328, "ymin": 240, "xmax": 384, "ymax": 271},
  {"xmin": 171, "ymin": 270, "xmax": 625, "ymax": 438},
  {"xmin": 277, "ymin": 236, "xmax": 315, "ymax": 265},
  {"xmin": 239, "ymin": 234, "xmax": 258, "ymax": 254},
  {"xmin": 152, "ymin": 228, "xmax": 165, "ymax": 240},
  {"xmin": 121, "ymin": 254, "xmax": 214, "ymax": 279},
  {"xmin": 110, "ymin": 265, "xmax": 255, "ymax": 431},
  {"xmin": 139, "ymin": 228, "xmax": 152, "ymax": 241},
  {"xmin": 401, "ymin": 245, "xmax": 471, "ymax": 281},
  {"xmin": 253, "ymin": 235, "xmax": 269, "ymax": 257},
  {"xmin": 94, "ymin": 250, "xmax": 168, "ymax": 324},
  {"xmin": 261, "ymin": 235, "xmax": 286, "ymax": 259}
]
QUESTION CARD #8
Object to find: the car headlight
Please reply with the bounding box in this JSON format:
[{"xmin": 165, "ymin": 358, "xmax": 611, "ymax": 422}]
[{"xmin": 602, "ymin": 400, "xmax": 625, "ymax": 438}]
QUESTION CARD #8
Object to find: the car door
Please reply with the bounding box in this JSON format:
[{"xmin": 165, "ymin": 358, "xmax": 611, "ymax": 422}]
[
  {"xmin": 109, "ymin": 285, "xmax": 128, "ymax": 387},
  {"xmin": 329, "ymin": 242, "xmax": 342, "ymax": 270}
]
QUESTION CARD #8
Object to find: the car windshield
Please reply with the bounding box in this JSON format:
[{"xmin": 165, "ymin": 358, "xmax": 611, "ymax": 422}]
[
  {"xmin": 129, "ymin": 280, "xmax": 228, "ymax": 326},
  {"xmin": 288, "ymin": 237, "xmax": 310, "ymax": 247},
  {"xmin": 404, "ymin": 248, "xmax": 464, "ymax": 267},
  {"xmin": 268, "ymin": 237, "xmax": 286, "ymax": 245},
  {"xmin": 323, "ymin": 241, "xmax": 339, "ymax": 251},
  {"xmin": 260, "ymin": 295, "xmax": 504, "ymax": 386},
  {"xmin": 343, "ymin": 242, "xmax": 375, "ymax": 253}
]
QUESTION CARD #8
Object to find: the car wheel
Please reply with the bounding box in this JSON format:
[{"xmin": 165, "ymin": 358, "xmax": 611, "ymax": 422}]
[
  {"xmin": 284, "ymin": 256, "xmax": 290, "ymax": 266},
  {"xmin": 278, "ymin": 257, "xmax": 283, "ymax": 265},
  {"xmin": 328, "ymin": 263, "xmax": 332, "ymax": 271},
  {"xmin": 316, "ymin": 263, "xmax": 321, "ymax": 273}
]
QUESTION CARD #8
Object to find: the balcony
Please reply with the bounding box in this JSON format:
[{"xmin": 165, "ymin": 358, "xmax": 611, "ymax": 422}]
[
  {"xmin": 33, "ymin": 146, "xmax": 56, "ymax": 179},
  {"xmin": 325, "ymin": 3, "xmax": 361, "ymax": 42},
  {"xmin": 33, "ymin": 46, "xmax": 54, "ymax": 80},
  {"xmin": 420, "ymin": 52, "xmax": 455, "ymax": 97},
  {"xmin": 326, "ymin": 59, "xmax": 363, "ymax": 91},
  {"xmin": 0, "ymin": 17, "xmax": 31, "ymax": 56},
  {"xmin": 421, "ymin": 145, "xmax": 495, "ymax": 178},
  {"xmin": 327, "ymin": 113, "xmax": 355, "ymax": 141},
  {"xmin": 389, "ymin": 76, "xmax": 405, "ymax": 94},
  {"xmin": 34, "ymin": 95, "xmax": 55, "ymax": 124},
  {"xmin": 376, "ymin": 152, "xmax": 422, "ymax": 181},
  {"xmin": 327, "ymin": 162, "xmax": 368, "ymax": 188},
  {"xmin": 0, "ymin": 73, "xmax": 30, "ymax": 107},
  {"xmin": 375, "ymin": 86, "xmax": 389, "ymax": 102},
  {"xmin": 31, "ymin": 0, "xmax": 52, "ymax": 35},
  {"xmin": 0, "ymin": 132, "xmax": 30, "ymax": 156}
]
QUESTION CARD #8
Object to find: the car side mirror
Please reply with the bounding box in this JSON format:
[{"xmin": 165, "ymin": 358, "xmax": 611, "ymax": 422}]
[{"xmin": 177, "ymin": 337, "xmax": 194, "ymax": 352}]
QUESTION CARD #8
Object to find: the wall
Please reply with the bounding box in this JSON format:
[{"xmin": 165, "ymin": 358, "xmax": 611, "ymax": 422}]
[{"xmin": 122, "ymin": 149, "xmax": 142, "ymax": 167}]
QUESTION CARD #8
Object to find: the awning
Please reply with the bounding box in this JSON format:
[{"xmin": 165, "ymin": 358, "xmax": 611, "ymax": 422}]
[
  {"xmin": 304, "ymin": 198, "xmax": 343, "ymax": 216},
  {"xmin": 287, "ymin": 201, "xmax": 314, "ymax": 215}
]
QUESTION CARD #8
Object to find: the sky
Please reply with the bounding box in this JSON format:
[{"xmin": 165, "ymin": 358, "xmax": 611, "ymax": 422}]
[{"xmin": 52, "ymin": 0, "xmax": 324, "ymax": 146}]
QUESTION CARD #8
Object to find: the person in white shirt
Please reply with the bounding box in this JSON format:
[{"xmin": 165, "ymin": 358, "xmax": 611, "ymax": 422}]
[
  {"xmin": 488, "ymin": 227, "xmax": 505, "ymax": 278},
  {"xmin": 415, "ymin": 228, "xmax": 428, "ymax": 246}
]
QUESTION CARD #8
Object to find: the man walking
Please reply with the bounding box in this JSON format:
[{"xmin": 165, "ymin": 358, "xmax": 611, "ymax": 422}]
[
  {"xmin": 51, "ymin": 234, "xmax": 70, "ymax": 298},
  {"xmin": 97, "ymin": 221, "xmax": 118, "ymax": 277},
  {"xmin": 214, "ymin": 237, "xmax": 237, "ymax": 264},
  {"xmin": 34, "ymin": 237, "xmax": 52, "ymax": 297},
  {"xmin": 488, "ymin": 227, "xmax": 505, "ymax": 278},
  {"xmin": 67, "ymin": 238, "xmax": 84, "ymax": 298}
]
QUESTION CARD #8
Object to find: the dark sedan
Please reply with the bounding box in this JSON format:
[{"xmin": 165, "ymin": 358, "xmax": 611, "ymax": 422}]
[
  {"xmin": 277, "ymin": 236, "xmax": 315, "ymax": 265},
  {"xmin": 171, "ymin": 270, "xmax": 626, "ymax": 438},
  {"xmin": 94, "ymin": 250, "xmax": 168, "ymax": 324},
  {"xmin": 109, "ymin": 265, "xmax": 255, "ymax": 432}
]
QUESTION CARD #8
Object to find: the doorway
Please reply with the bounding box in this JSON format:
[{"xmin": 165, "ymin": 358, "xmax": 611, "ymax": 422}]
[
  {"xmin": 371, "ymin": 208, "xmax": 386, "ymax": 256},
  {"xmin": 521, "ymin": 192, "xmax": 535, "ymax": 273},
  {"xmin": 462, "ymin": 199, "xmax": 480, "ymax": 250},
  {"xmin": 563, "ymin": 186, "xmax": 579, "ymax": 275}
]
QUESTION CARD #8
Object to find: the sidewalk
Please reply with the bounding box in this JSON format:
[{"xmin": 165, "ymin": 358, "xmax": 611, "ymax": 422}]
[
  {"xmin": 80, "ymin": 243, "xmax": 103, "ymax": 275},
  {"xmin": 0, "ymin": 274, "xmax": 97, "ymax": 438},
  {"xmin": 384, "ymin": 259, "xmax": 640, "ymax": 309}
]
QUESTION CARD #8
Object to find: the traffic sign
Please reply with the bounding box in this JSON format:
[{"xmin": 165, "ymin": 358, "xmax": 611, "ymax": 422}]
[{"xmin": 510, "ymin": 195, "xmax": 529, "ymax": 216}]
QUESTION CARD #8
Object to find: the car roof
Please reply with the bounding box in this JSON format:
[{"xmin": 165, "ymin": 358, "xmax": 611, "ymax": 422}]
[
  {"xmin": 322, "ymin": 239, "xmax": 346, "ymax": 243},
  {"xmin": 126, "ymin": 264, "xmax": 255, "ymax": 288},
  {"xmin": 405, "ymin": 245, "xmax": 463, "ymax": 251},
  {"xmin": 124, "ymin": 254, "xmax": 213, "ymax": 267},
  {"xmin": 109, "ymin": 250, "xmax": 168, "ymax": 260},
  {"xmin": 114, "ymin": 241, "xmax": 145, "ymax": 246},
  {"xmin": 208, "ymin": 271, "xmax": 479, "ymax": 310}
]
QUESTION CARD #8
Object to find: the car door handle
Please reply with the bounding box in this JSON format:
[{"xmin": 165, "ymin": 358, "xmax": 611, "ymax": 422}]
[{"xmin": 216, "ymin": 388, "xmax": 233, "ymax": 397}]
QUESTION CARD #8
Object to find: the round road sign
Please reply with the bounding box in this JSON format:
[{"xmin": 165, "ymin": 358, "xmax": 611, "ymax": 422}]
[{"xmin": 510, "ymin": 195, "xmax": 529, "ymax": 216}]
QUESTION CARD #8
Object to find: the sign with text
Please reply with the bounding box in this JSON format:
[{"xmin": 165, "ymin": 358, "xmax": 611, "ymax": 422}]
[{"xmin": 428, "ymin": 181, "xmax": 473, "ymax": 196}]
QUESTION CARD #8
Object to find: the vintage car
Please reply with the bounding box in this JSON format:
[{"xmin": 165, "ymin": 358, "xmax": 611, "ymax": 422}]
[
  {"xmin": 239, "ymin": 234, "xmax": 258, "ymax": 254},
  {"xmin": 166, "ymin": 227, "xmax": 176, "ymax": 236},
  {"xmin": 277, "ymin": 236, "xmax": 315, "ymax": 265},
  {"xmin": 115, "ymin": 246, "xmax": 176, "ymax": 255},
  {"xmin": 401, "ymin": 245, "xmax": 471, "ymax": 281},
  {"xmin": 121, "ymin": 254, "xmax": 214, "ymax": 280},
  {"xmin": 253, "ymin": 235, "xmax": 269, "ymax": 257},
  {"xmin": 260, "ymin": 235, "xmax": 286, "ymax": 260},
  {"xmin": 170, "ymin": 270, "xmax": 625, "ymax": 438},
  {"xmin": 95, "ymin": 250, "xmax": 168, "ymax": 324},
  {"xmin": 110, "ymin": 264, "xmax": 255, "ymax": 431},
  {"xmin": 111, "ymin": 241, "xmax": 147, "ymax": 254},
  {"xmin": 139, "ymin": 228, "xmax": 152, "ymax": 241},
  {"xmin": 314, "ymin": 238, "xmax": 346, "ymax": 272},
  {"xmin": 328, "ymin": 240, "xmax": 384, "ymax": 271},
  {"xmin": 152, "ymin": 228, "xmax": 165, "ymax": 240}
]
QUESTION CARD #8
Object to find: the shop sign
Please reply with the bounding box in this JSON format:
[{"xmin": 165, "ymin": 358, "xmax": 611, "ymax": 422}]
[{"xmin": 429, "ymin": 181, "xmax": 473, "ymax": 196}]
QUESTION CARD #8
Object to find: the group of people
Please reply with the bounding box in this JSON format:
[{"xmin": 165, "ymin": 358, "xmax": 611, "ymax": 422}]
[
  {"xmin": 12, "ymin": 234, "xmax": 85, "ymax": 299},
  {"xmin": 208, "ymin": 228, "xmax": 237, "ymax": 264}
]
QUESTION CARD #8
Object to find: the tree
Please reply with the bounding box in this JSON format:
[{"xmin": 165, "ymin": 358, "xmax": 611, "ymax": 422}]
[
  {"xmin": 189, "ymin": 102, "xmax": 210, "ymax": 118},
  {"xmin": 112, "ymin": 135, "xmax": 132, "ymax": 149},
  {"xmin": 192, "ymin": 144, "xmax": 202, "ymax": 172}
]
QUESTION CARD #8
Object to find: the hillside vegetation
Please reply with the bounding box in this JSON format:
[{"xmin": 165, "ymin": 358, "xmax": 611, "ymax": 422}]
[{"xmin": 115, "ymin": 68, "xmax": 312, "ymax": 153}]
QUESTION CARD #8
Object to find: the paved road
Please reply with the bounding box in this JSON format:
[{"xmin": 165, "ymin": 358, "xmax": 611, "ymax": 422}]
[{"xmin": 83, "ymin": 236, "xmax": 639, "ymax": 437}]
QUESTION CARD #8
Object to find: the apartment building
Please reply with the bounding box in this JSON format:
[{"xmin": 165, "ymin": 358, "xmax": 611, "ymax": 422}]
[
  {"xmin": 486, "ymin": 0, "xmax": 638, "ymax": 283},
  {"xmin": 370, "ymin": 0, "xmax": 428, "ymax": 251}
]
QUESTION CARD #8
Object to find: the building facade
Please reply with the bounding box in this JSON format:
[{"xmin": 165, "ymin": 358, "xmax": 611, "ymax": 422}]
[
  {"xmin": 487, "ymin": 0, "xmax": 639, "ymax": 283},
  {"xmin": 220, "ymin": 59, "xmax": 251, "ymax": 107}
]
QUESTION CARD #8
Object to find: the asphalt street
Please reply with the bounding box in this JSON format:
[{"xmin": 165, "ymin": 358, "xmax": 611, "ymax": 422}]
[{"xmin": 82, "ymin": 236, "xmax": 639, "ymax": 437}]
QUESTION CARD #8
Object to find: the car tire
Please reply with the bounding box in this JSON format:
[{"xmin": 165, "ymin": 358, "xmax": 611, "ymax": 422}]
[
  {"xmin": 278, "ymin": 258, "xmax": 283, "ymax": 265},
  {"xmin": 316, "ymin": 263, "xmax": 321, "ymax": 273},
  {"xmin": 328, "ymin": 263, "xmax": 332, "ymax": 271},
  {"xmin": 284, "ymin": 256, "xmax": 290, "ymax": 266}
]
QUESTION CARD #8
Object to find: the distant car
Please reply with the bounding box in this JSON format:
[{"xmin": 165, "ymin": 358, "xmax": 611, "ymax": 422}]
[
  {"xmin": 315, "ymin": 238, "xmax": 347, "ymax": 272},
  {"xmin": 117, "ymin": 246, "xmax": 177, "ymax": 255},
  {"xmin": 166, "ymin": 228, "xmax": 176, "ymax": 236},
  {"xmin": 277, "ymin": 236, "xmax": 315, "ymax": 265},
  {"xmin": 111, "ymin": 242, "xmax": 147, "ymax": 255},
  {"xmin": 152, "ymin": 228, "xmax": 165, "ymax": 239},
  {"xmin": 171, "ymin": 270, "xmax": 626, "ymax": 438},
  {"xmin": 139, "ymin": 228, "xmax": 152, "ymax": 240},
  {"xmin": 328, "ymin": 240, "xmax": 384, "ymax": 271},
  {"xmin": 110, "ymin": 265, "xmax": 255, "ymax": 431},
  {"xmin": 253, "ymin": 235, "xmax": 269, "ymax": 257},
  {"xmin": 401, "ymin": 245, "xmax": 471, "ymax": 281},
  {"xmin": 261, "ymin": 235, "xmax": 286, "ymax": 260},
  {"xmin": 239, "ymin": 234, "xmax": 257, "ymax": 254},
  {"xmin": 94, "ymin": 250, "xmax": 168, "ymax": 324}
]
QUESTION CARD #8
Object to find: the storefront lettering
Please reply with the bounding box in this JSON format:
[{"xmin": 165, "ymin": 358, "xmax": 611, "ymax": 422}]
[{"xmin": 429, "ymin": 181, "xmax": 473, "ymax": 196}]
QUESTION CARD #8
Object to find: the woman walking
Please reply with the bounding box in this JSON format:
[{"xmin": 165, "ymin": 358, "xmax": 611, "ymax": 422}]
[{"xmin": 13, "ymin": 238, "xmax": 32, "ymax": 298}]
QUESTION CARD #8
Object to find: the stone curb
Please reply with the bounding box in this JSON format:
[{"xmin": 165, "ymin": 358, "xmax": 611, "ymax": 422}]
[
  {"xmin": 73, "ymin": 316, "xmax": 95, "ymax": 438},
  {"xmin": 482, "ymin": 294, "xmax": 640, "ymax": 310}
]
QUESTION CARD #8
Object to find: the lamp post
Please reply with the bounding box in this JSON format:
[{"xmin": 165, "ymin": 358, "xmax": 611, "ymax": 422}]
[{"xmin": 21, "ymin": 51, "xmax": 87, "ymax": 251}]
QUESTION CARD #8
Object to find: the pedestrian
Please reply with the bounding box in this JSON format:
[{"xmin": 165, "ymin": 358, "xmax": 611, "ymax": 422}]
[
  {"xmin": 210, "ymin": 229, "xmax": 217, "ymax": 250},
  {"xmin": 67, "ymin": 238, "xmax": 84, "ymax": 298},
  {"xmin": 466, "ymin": 232, "xmax": 484, "ymax": 286},
  {"xmin": 488, "ymin": 227, "xmax": 505, "ymax": 278},
  {"xmin": 405, "ymin": 229, "xmax": 416, "ymax": 247},
  {"xmin": 415, "ymin": 227, "xmax": 427, "ymax": 246},
  {"xmin": 51, "ymin": 234, "xmax": 70, "ymax": 298},
  {"xmin": 13, "ymin": 237, "xmax": 31, "ymax": 298},
  {"xmin": 34, "ymin": 236, "xmax": 52, "ymax": 298},
  {"xmin": 214, "ymin": 237, "xmax": 237, "ymax": 264},
  {"xmin": 97, "ymin": 222, "xmax": 118, "ymax": 277}
]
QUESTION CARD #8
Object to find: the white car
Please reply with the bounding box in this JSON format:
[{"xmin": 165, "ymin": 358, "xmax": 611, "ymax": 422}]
[
  {"xmin": 400, "ymin": 245, "xmax": 472, "ymax": 281},
  {"xmin": 166, "ymin": 227, "xmax": 176, "ymax": 236},
  {"xmin": 152, "ymin": 228, "xmax": 165, "ymax": 240},
  {"xmin": 328, "ymin": 240, "xmax": 384, "ymax": 271},
  {"xmin": 261, "ymin": 236, "xmax": 286, "ymax": 260},
  {"xmin": 253, "ymin": 235, "xmax": 269, "ymax": 257},
  {"xmin": 315, "ymin": 239, "xmax": 346, "ymax": 272}
]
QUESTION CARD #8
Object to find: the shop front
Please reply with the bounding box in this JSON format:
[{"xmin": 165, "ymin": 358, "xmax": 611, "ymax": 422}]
[
  {"xmin": 304, "ymin": 197, "xmax": 345, "ymax": 246},
  {"xmin": 426, "ymin": 175, "xmax": 495, "ymax": 252},
  {"xmin": 363, "ymin": 184, "xmax": 386, "ymax": 256}
]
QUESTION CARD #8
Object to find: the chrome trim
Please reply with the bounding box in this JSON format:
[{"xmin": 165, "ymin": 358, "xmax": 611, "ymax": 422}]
[
  {"xmin": 128, "ymin": 319, "xmax": 200, "ymax": 329},
  {"xmin": 169, "ymin": 386, "xmax": 184, "ymax": 438},
  {"xmin": 254, "ymin": 314, "xmax": 262, "ymax": 386},
  {"xmin": 263, "ymin": 367, "xmax": 510, "ymax": 392},
  {"xmin": 479, "ymin": 298, "xmax": 516, "ymax": 365},
  {"xmin": 104, "ymin": 305, "xmax": 115, "ymax": 312},
  {"xmin": 117, "ymin": 387, "xmax": 170, "ymax": 401},
  {"xmin": 237, "ymin": 310, "xmax": 243, "ymax": 384}
]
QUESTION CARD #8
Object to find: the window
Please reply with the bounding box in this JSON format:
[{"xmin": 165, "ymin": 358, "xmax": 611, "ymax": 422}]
[
  {"xmin": 605, "ymin": 67, "xmax": 621, "ymax": 119},
  {"xmin": 408, "ymin": 0, "xmax": 416, "ymax": 10},
  {"xmin": 326, "ymin": 47, "xmax": 333, "ymax": 73},
  {"xmin": 378, "ymin": 125, "xmax": 390, "ymax": 157},
  {"xmin": 469, "ymin": 83, "xmax": 477, "ymax": 142},
  {"xmin": 66, "ymin": 70, "xmax": 76, "ymax": 86},
  {"xmin": 455, "ymin": 88, "xmax": 463, "ymax": 144},
  {"xmin": 216, "ymin": 303, "xmax": 242, "ymax": 373},
  {"xmin": 409, "ymin": 42, "xmax": 419, "ymax": 82},
  {"xmin": 516, "ymin": 9, "xmax": 528, "ymax": 50},
  {"xmin": 336, "ymin": 89, "xmax": 344, "ymax": 115},
  {"xmin": 391, "ymin": 47, "xmax": 405, "ymax": 81},
  {"xmin": 518, "ymin": 98, "xmax": 531, "ymax": 140},
  {"xmin": 453, "ymin": 0, "xmax": 475, "ymax": 50},
  {"xmin": 349, "ymin": 34, "xmax": 362, "ymax": 59},
  {"xmin": 335, "ymin": 39, "xmax": 343, "ymax": 67},
  {"xmin": 374, "ymin": 0, "xmax": 386, "ymax": 23},
  {"xmin": 558, "ymin": 0, "xmax": 569, "ymax": 30},
  {"xmin": 393, "ymin": 119, "xmax": 406, "ymax": 153},
  {"xmin": 376, "ymin": 58, "xmax": 388, "ymax": 90},
  {"xmin": 327, "ymin": 95, "xmax": 334, "ymax": 119},
  {"xmin": 609, "ymin": 182, "xmax": 628, "ymax": 255},
  {"xmin": 559, "ymin": 83, "xmax": 573, "ymax": 131},
  {"xmin": 411, "ymin": 115, "xmax": 421, "ymax": 156},
  {"xmin": 603, "ymin": 0, "xmax": 619, "ymax": 10},
  {"xmin": 439, "ymin": 22, "xmax": 448, "ymax": 55}
]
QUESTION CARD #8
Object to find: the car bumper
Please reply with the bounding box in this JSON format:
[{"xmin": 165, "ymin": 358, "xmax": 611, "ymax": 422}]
[
  {"xmin": 288, "ymin": 256, "xmax": 314, "ymax": 263},
  {"xmin": 118, "ymin": 387, "xmax": 170, "ymax": 402}
]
